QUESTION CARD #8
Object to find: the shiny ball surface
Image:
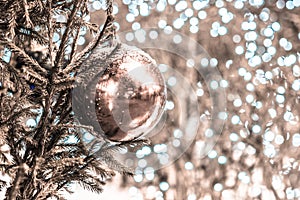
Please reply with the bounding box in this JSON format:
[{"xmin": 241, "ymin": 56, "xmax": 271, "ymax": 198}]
[{"xmin": 73, "ymin": 43, "xmax": 166, "ymax": 142}]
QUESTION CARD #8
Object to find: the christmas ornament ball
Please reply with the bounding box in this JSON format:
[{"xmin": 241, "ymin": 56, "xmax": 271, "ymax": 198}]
[{"xmin": 74, "ymin": 43, "xmax": 166, "ymax": 142}]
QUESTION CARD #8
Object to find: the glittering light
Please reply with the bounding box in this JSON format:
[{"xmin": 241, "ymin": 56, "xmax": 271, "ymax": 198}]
[
  {"xmin": 159, "ymin": 182, "xmax": 169, "ymax": 191},
  {"xmin": 279, "ymin": 38, "xmax": 288, "ymax": 47},
  {"xmin": 249, "ymin": 0, "xmax": 264, "ymax": 6},
  {"xmin": 264, "ymin": 144, "xmax": 276, "ymax": 158},
  {"xmin": 166, "ymin": 101, "xmax": 175, "ymax": 110},
  {"xmin": 198, "ymin": 10, "xmax": 207, "ymax": 19},
  {"xmin": 277, "ymin": 86, "xmax": 285, "ymax": 94},
  {"xmin": 218, "ymin": 111, "xmax": 228, "ymax": 120},
  {"xmin": 233, "ymin": 34, "xmax": 241, "ymax": 43},
  {"xmin": 237, "ymin": 142, "xmax": 246, "ymax": 150},
  {"xmin": 284, "ymin": 42, "xmax": 293, "ymax": 51},
  {"xmin": 220, "ymin": 79, "xmax": 228, "ymax": 88},
  {"xmin": 292, "ymin": 80, "xmax": 300, "ymax": 91},
  {"xmin": 262, "ymin": 53, "xmax": 272, "ymax": 62},
  {"xmin": 158, "ymin": 20, "xmax": 167, "ymax": 29},
  {"xmin": 154, "ymin": 144, "xmax": 167, "ymax": 153},
  {"xmin": 168, "ymin": 0, "xmax": 177, "ymax": 5},
  {"xmin": 26, "ymin": 118, "xmax": 37, "ymax": 128},
  {"xmin": 92, "ymin": 1, "xmax": 102, "ymax": 10},
  {"xmin": 247, "ymin": 42, "xmax": 257, "ymax": 52},
  {"xmin": 246, "ymin": 83, "xmax": 255, "ymax": 91},
  {"xmin": 156, "ymin": 0, "xmax": 167, "ymax": 12},
  {"xmin": 210, "ymin": 58, "xmax": 218, "ymax": 67},
  {"xmin": 215, "ymin": 0, "xmax": 224, "ymax": 8},
  {"xmin": 126, "ymin": 13, "xmax": 135, "ymax": 22},
  {"xmin": 292, "ymin": 133, "xmax": 300, "ymax": 147},
  {"xmin": 245, "ymin": 31, "xmax": 258, "ymax": 41},
  {"xmin": 264, "ymin": 131, "xmax": 275, "ymax": 142},
  {"xmin": 259, "ymin": 10, "xmax": 269, "ymax": 21},
  {"xmin": 185, "ymin": 162, "xmax": 194, "ymax": 170},
  {"xmin": 164, "ymin": 25, "xmax": 173, "ymax": 34},
  {"xmin": 167, "ymin": 76, "xmax": 177, "ymax": 86},
  {"xmin": 293, "ymin": 65, "xmax": 300, "ymax": 77},
  {"xmin": 284, "ymin": 111, "xmax": 294, "ymax": 122},
  {"xmin": 190, "ymin": 25, "xmax": 199, "ymax": 33},
  {"xmin": 275, "ymin": 135, "xmax": 285, "ymax": 145},
  {"xmin": 201, "ymin": 58, "xmax": 209, "ymax": 67},
  {"xmin": 129, "ymin": 186, "xmax": 138, "ymax": 195},
  {"xmin": 141, "ymin": 146, "xmax": 152, "ymax": 155},
  {"xmin": 235, "ymin": 46, "xmax": 244, "ymax": 55},
  {"xmin": 205, "ymin": 128, "xmax": 214, "ymax": 137},
  {"xmin": 173, "ymin": 139, "xmax": 180, "ymax": 147},
  {"xmin": 188, "ymin": 194, "xmax": 197, "ymax": 200},
  {"xmin": 190, "ymin": 17, "xmax": 199, "ymax": 26},
  {"xmin": 214, "ymin": 183, "xmax": 223, "ymax": 192},
  {"xmin": 238, "ymin": 67, "xmax": 247, "ymax": 76},
  {"xmin": 252, "ymin": 124, "xmax": 261, "ymax": 134},
  {"xmin": 244, "ymin": 72, "xmax": 252, "ymax": 81},
  {"xmin": 248, "ymin": 55, "xmax": 262, "ymax": 67},
  {"xmin": 138, "ymin": 159, "xmax": 147, "ymax": 168},
  {"xmin": 263, "ymin": 27, "xmax": 274, "ymax": 37},
  {"xmin": 196, "ymin": 88, "xmax": 204, "ymax": 96},
  {"xmin": 251, "ymin": 113, "xmax": 259, "ymax": 121},
  {"xmin": 263, "ymin": 38, "xmax": 272, "ymax": 47},
  {"xmin": 218, "ymin": 26, "xmax": 228, "ymax": 35},
  {"xmin": 234, "ymin": 1, "xmax": 244, "ymax": 9},
  {"xmin": 272, "ymin": 22, "xmax": 281, "ymax": 31},
  {"xmin": 218, "ymin": 8, "xmax": 227, "ymax": 16},
  {"xmin": 212, "ymin": 22, "xmax": 220, "ymax": 30},
  {"xmin": 286, "ymin": 1, "xmax": 295, "ymax": 9},
  {"xmin": 132, "ymin": 22, "xmax": 141, "ymax": 30},
  {"xmin": 267, "ymin": 46, "xmax": 276, "ymax": 55},
  {"xmin": 175, "ymin": 1, "xmax": 187, "ymax": 12},
  {"xmin": 230, "ymin": 133, "xmax": 239, "ymax": 142},
  {"xmin": 149, "ymin": 30, "xmax": 158, "ymax": 39},
  {"xmin": 140, "ymin": 3, "xmax": 150, "ymax": 16},
  {"xmin": 218, "ymin": 156, "xmax": 227, "ymax": 164},
  {"xmin": 276, "ymin": 94, "xmax": 285, "ymax": 104},
  {"xmin": 233, "ymin": 99, "xmax": 242, "ymax": 107},
  {"xmin": 231, "ymin": 115, "xmax": 240, "ymax": 125},
  {"xmin": 277, "ymin": 0, "xmax": 285, "ymax": 9},
  {"xmin": 174, "ymin": 129, "xmax": 183, "ymax": 138},
  {"xmin": 208, "ymin": 150, "xmax": 218, "ymax": 159},
  {"xmin": 284, "ymin": 54, "xmax": 297, "ymax": 66},
  {"xmin": 210, "ymin": 80, "xmax": 219, "ymax": 89},
  {"xmin": 241, "ymin": 22, "xmax": 249, "ymax": 31},
  {"xmin": 248, "ymin": 21, "xmax": 257, "ymax": 30},
  {"xmin": 210, "ymin": 29, "xmax": 218, "ymax": 37},
  {"xmin": 185, "ymin": 8, "xmax": 194, "ymax": 17},
  {"xmin": 294, "ymin": 0, "xmax": 300, "ymax": 6},
  {"xmin": 193, "ymin": 0, "xmax": 209, "ymax": 10},
  {"xmin": 134, "ymin": 174, "xmax": 143, "ymax": 182}
]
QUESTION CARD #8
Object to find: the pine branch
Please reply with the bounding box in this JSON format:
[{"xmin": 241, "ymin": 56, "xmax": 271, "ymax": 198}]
[
  {"xmin": 6, "ymin": 163, "xmax": 26, "ymax": 200},
  {"xmin": 63, "ymin": 14, "xmax": 115, "ymax": 74},
  {"xmin": 1, "ymin": 41, "xmax": 48, "ymax": 76},
  {"xmin": 53, "ymin": 0, "xmax": 82, "ymax": 70}
]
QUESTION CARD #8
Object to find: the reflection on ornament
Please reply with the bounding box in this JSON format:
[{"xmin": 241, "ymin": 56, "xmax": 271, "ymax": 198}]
[{"xmin": 73, "ymin": 42, "xmax": 166, "ymax": 141}]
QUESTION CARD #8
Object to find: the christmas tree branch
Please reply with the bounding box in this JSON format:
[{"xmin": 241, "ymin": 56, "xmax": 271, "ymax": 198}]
[
  {"xmin": 63, "ymin": 0, "xmax": 115, "ymax": 74},
  {"xmin": 53, "ymin": 0, "xmax": 83, "ymax": 71},
  {"xmin": 7, "ymin": 164, "xmax": 26, "ymax": 200},
  {"xmin": 1, "ymin": 41, "xmax": 48, "ymax": 76}
]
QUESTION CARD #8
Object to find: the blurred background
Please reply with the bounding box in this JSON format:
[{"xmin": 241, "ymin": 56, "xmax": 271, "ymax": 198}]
[
  {"xmin": 64, "ymin": 0, "xmax": 300, "ymax": 199},
  {"xmin": 2, "ymin": 0, "xmax": 299, "ymax": 199}
]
